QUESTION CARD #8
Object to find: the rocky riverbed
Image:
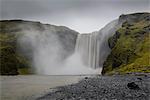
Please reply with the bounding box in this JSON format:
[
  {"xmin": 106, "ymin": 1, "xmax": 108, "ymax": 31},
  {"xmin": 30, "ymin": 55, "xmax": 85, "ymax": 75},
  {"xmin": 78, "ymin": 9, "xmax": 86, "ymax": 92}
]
[{"xmin": 37, "ymin": 74, "xmax": 150, "ymax": 100}]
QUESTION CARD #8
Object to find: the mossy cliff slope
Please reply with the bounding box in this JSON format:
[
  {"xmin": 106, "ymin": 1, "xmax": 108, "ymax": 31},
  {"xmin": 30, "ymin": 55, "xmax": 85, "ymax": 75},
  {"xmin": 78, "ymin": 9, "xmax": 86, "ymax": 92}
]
[
  {"xmin": 0, "ymin": 20, "xmax": 78, "ymax": 75},
  {"xmin": 102, "ymin": 13, "xmax": 150, "ymax": 75}
]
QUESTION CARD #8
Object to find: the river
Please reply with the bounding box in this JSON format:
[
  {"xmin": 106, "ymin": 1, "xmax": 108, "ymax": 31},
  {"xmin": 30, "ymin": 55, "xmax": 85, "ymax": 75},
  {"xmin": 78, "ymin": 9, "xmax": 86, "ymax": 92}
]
[{"xmin": 0, "ymin": 75, "xmax": 96, "ymax": 100}]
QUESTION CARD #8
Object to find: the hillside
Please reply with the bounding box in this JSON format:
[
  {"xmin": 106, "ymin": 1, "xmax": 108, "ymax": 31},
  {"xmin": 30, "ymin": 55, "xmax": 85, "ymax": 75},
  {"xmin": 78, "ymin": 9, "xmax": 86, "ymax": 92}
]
[{"xmin": 102, "ymin": 13, "xmax": 150, "ymax": 75}]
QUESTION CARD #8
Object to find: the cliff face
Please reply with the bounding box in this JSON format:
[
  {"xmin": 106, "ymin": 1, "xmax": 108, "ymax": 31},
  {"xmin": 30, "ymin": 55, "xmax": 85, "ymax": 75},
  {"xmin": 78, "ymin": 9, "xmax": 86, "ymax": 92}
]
[
  {"xmin": 102, "ymin": 13, "xmax": 150, "ymax": 75},
  {"xmin": 0, "ymin": 20, "xmax": 79, "ymax": 75}
]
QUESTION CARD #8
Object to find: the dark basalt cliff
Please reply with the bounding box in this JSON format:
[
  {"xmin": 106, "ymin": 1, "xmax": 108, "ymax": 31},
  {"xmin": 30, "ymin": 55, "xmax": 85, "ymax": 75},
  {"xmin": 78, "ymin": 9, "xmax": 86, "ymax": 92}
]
[
  {"xmin": 0, "ymin": 20, "xmax": 79, "ymax": 75},
  {"xmin": 102, "ymin": 13, "xmax": 150, "ymax": 75}
]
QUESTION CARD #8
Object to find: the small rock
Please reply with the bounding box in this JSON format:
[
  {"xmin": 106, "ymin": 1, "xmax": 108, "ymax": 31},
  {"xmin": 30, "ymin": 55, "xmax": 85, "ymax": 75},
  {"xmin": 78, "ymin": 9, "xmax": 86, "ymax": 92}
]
[
  {"xmin": 137, "ymin": 78, "xmax": 142, "ymax": 80},
  {"xmin": 144, "ymin": 75, "xmax": 147, "ymax": 77},
  {"xmin": 85, "ymin": 77, "xmax": 88, "ymax": 79},
  {"xmin": 127, "ymin": 82, "xmax": 140, "ymax": 90}
]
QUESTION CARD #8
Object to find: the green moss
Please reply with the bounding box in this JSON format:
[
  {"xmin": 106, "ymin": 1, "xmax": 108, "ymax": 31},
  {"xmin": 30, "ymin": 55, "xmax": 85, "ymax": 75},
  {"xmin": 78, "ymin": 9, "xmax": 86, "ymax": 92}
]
[
  {"xmin": 117, "ymin": 35, "xmax": 150, "ymax": 74},
  {"xmin": 18, "ymin": 68, "xmax": 32, "ymax": 75},
  {"xmin": 0, "ymin": 32, "xmax": 32, "ymax": 75},
  {"xmin": 0, "ymin": 33, "xmax": 18, "ymax": 75}
]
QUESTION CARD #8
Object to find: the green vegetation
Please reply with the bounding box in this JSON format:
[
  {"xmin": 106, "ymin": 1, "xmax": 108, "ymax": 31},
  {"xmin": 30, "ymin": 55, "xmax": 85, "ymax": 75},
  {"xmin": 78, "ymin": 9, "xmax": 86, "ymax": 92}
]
[
  {"xmin": 18, "ymin": 68, "xmax": 32, "ymax": 75},
  {"xmin": 0, "ymin": 21, "xmax": 32, "ymax": 75},
  {"xmin": 102, "ymin": 15, "xmax": 150, "ymax": 75},
  {"xmin": 0, "ymin": 33, "xmax": 18, "ymax": 75}
]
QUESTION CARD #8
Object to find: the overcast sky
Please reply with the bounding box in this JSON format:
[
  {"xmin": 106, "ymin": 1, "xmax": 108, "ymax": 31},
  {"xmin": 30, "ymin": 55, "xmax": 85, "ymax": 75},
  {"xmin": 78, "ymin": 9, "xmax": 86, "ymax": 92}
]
[{"xmin": 0, "ymin": 0, "xmax": 149, "ymax": 33}]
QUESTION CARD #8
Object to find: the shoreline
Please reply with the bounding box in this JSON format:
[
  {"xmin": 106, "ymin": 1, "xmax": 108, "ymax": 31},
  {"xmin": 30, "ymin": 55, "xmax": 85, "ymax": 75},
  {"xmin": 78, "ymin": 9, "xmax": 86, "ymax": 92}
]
[{"xmin": 37, "ymin": 74, "xmax": 150, "ymax": 100}]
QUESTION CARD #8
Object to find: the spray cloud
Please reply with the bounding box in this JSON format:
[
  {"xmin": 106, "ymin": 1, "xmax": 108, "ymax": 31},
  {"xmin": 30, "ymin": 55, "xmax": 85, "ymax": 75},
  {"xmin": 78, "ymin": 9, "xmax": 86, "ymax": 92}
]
[{"xmin": 17, "ymin": 25, "xmax": 100, "ymax": 75}]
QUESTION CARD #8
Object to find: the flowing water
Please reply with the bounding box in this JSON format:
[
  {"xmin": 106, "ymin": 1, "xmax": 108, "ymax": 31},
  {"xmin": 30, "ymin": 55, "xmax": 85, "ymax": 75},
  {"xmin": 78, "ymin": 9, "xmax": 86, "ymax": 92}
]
[{"xmin": 75, "ymin": 32, "xmax": 100, "ymax": 68}]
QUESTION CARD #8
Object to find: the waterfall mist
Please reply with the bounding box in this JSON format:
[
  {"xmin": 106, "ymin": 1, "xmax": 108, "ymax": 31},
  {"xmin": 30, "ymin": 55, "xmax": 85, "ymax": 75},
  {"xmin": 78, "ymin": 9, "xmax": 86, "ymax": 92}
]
[
  {"xmin": 17, "ymin": 26, "xmax": 100, "ymax": 75},
  {"xmin": 17, "ymin": 29, "xmax": 63, "ymax": 74}
]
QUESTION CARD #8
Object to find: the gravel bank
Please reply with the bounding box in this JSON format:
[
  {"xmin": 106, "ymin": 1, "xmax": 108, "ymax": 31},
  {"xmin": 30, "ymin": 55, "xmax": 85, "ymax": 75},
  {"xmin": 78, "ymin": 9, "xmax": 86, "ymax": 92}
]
[{"xmin": 37, "ymin": 74, "xmax": 150, "ymax": 100}]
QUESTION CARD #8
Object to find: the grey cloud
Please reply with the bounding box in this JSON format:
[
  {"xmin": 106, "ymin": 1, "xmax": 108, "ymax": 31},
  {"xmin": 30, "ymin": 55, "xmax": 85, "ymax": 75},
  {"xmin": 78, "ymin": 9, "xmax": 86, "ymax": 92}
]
[{"xmin": 0, "ymin": 0, "xmax": 149, "ymax": 32}]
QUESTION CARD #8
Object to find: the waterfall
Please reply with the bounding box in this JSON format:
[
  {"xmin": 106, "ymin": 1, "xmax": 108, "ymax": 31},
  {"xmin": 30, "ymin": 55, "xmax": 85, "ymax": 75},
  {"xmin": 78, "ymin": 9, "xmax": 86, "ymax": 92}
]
[
  {"xmin": 75, "ymin": 32, "xmax": 100, "ymax": 68},
  {"xmin": 75, "ymin": 19, "xmax": 120, "ymax": 69},
  {"xmin": 17, "ymin": 19, "xmax": 119, "ymax": 74}
]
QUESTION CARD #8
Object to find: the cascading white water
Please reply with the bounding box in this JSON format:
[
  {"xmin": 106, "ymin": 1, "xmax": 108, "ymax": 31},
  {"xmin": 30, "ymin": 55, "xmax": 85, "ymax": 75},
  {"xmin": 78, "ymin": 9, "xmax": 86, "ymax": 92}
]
[{"xmin": 75, "ymin": 32, "xmax": 100, "ymax": 68}]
